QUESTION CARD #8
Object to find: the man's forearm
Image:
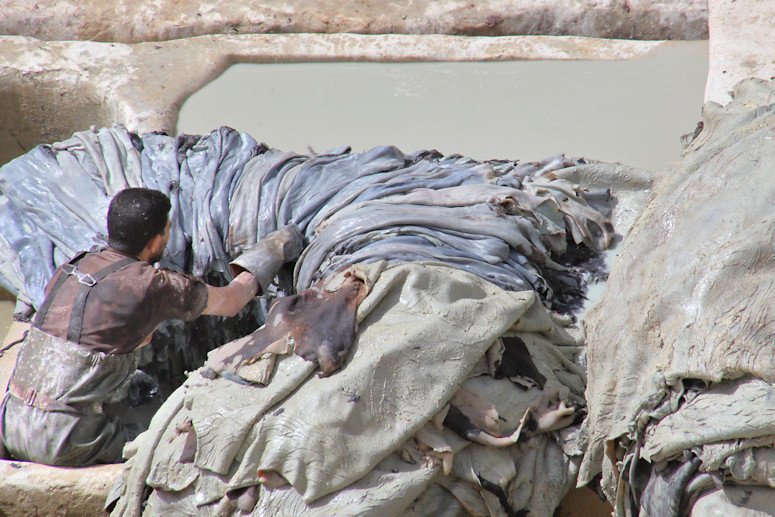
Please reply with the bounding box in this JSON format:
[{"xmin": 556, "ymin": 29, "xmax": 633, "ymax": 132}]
[{"xmin": 202, "ymin": 272, "xmax": 259, "ymax": 317}]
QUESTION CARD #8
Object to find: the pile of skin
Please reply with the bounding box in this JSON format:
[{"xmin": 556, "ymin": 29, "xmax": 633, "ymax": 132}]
[
  {"xmin": 0, "ymin": 125, "xmax": 613, "ymax": 317},
  {"xmin": 0, "ymin": 125, "xmax": 625, "ymax": 516},
  {"xmin": 579, "ymin": 78, "xmax": 775, "ymax": 515}
]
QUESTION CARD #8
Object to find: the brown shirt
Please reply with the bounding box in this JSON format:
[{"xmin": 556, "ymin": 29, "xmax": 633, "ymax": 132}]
[{"xmin": 37, "ymin": 249, "xmax": 209, "ymax": 354}]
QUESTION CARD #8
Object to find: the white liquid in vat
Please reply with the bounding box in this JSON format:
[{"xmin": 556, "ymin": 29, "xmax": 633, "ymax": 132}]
[{"xmin": 178, "ymin": 41, "xmax": 708, "ymax": 172}]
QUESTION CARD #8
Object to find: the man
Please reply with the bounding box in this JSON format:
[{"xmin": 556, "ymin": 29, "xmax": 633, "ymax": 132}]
[{"xmin": 0, "ymin": 188, "xmax": 302, "ymax": 466}]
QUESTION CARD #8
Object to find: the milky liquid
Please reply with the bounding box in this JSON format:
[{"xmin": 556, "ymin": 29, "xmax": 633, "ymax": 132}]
[{"xmin": 178, "ymin": 41, "xmax": 708, "ymax": 172}]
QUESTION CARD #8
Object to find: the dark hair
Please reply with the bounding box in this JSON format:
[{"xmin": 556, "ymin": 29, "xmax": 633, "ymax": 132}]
[{"xmin": 108, "ymin": 188, "xmax": 171, "ymax": 255}]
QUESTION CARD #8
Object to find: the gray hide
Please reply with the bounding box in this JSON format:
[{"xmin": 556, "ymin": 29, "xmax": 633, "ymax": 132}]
[
  {"xmin": 0, "ymin": 125, "xmax": 625, "ymax": 392},
  {"xmin": 579, "ymin": 77, "xmax": 775, "ymax": 515},
  {"xmin": 110, "ymin": 262, "xmax": 587, "ymax": 517}
]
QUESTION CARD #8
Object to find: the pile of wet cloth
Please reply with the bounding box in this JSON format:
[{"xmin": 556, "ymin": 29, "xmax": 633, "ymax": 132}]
[
  {"xmin": 0, "ymin": 124, "xmax": 649, "ymax": 516},
  {"xmin": 578, "ymin": 78, "xmax": 775, "ymax": 516}
]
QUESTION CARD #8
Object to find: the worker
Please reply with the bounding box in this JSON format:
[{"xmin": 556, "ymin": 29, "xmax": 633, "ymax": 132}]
[{"xmin": 0, "ymin": 187, "xmax": 302, "ymax": 466}]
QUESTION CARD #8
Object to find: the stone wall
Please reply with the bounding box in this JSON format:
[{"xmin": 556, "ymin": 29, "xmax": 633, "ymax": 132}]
[{"xmin": 2, "ymin": 0, "xmax": 708, "ymax": 43}]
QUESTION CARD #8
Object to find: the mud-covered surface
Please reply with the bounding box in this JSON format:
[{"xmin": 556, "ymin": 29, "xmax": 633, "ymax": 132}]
[{"xmin": 1, "ymin": 0, "xmax": 708, "ymax": 43}]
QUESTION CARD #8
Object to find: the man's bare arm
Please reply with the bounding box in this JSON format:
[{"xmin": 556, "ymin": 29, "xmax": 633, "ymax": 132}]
[{"xmin": 202, "ymin": 271, "xmax": 259, "ymax": 317}]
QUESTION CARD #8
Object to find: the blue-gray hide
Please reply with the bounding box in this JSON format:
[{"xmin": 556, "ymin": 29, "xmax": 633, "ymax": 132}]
[{"xmin": 0, "ymin": 125, "xmax": 612, "ymax": 387}]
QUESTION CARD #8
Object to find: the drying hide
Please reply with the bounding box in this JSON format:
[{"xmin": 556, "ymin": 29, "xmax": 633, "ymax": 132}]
[
  {"xmin": 108, "ymin": 262, "xmax": 589, "ymax": 517},
  {"xmin": 204, "ymin": 268, "xmax": 370, "ymax": 381},
  {"xmin": 578, "ymin": 77, "xmax": 775, "ymax": 516}
]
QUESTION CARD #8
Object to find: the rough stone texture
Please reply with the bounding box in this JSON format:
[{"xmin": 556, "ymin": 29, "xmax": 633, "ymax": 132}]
[
  {"xmin": 705, "ymin": 0, "xmax": 775, "ymax": 105},
  {"xmin": 0, "ymin": 0, "xmax": 709, "ymax": 43},
  {"xmin": 0, "ymin": 33, "xmax": 668, "ymax": 166},
  {"xmin": 0, "ymin": 460, "xmax": 121, "ymax": 517}
]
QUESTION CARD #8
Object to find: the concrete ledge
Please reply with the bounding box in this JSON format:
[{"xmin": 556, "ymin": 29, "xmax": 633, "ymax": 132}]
[
  {"xmin": 0, "ymin": 460, "xmax": 121, "ymax": 517},
  {"xmin": 705, "ymin": 0, "xmax": 775, "ymax": 105},
  {"xmin": 0, "ymin": 0, "xmax": 708, "ymax": 43}
]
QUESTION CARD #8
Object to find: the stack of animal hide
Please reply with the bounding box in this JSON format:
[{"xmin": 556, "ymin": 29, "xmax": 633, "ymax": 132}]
[
  {"xmin": 0, "ymin": 125, "xmax": 617, "ymax": 314},
  {"xmin": 0, "ymin": 124, "xmax": 651, "ymax": 515},
  {"xmin": 110, "ymin": 262, "xmax": 589, "ymax": 516},
  {"xmin": 0, "ymin": 124, "xmax": 634, "ymax": 389},
  {"xmin": 578, "ymin": 78, "xmax": 775, "ymax": 516}
]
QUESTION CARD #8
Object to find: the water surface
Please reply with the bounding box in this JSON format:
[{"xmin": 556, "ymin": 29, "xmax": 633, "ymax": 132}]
[{"xmin": 178, "ymin": 41, "xmax": 708, "ymax": 172}]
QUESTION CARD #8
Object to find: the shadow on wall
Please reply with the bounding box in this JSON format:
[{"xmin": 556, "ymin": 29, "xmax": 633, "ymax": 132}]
[{"xmin": 0, "ymin": 78, "xmax": 112, "ymax": 166}]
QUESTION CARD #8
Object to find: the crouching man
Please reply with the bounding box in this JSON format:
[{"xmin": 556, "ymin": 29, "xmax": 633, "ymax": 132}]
[{"xmin": 0, "ymin": 188, "xmax": 302, "ymax": 467}]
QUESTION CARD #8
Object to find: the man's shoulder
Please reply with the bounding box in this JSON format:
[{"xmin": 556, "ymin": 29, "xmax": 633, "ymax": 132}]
[
  {"xmin": 80, "ymin": 248, "xmax": 138, "ymax": 269},
  {"xmin": 154, "ymin": 265, "xmax": 202, "ymax": 282},
  {"xmin": 145, "ymin": 266, "xmax": 209, "ymax": 316},
  {"xmin": 77, "ymin": 249, "xmax": 204, "ymax": 292},
  {"xmin": 148, "ymin": 265, "xmax": 207, "ymax": 292}
]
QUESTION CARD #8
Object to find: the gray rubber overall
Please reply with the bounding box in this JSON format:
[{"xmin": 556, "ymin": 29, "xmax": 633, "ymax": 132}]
[{"xmin": 0, "ymin": 253, "xmax": 141, "ymax": 466}]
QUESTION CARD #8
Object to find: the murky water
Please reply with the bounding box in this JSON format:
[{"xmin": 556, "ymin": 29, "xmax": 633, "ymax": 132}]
[
  {"xmin": 178, "ymin": 41, "xmax": 708, "ymax": 172},
  {"xmin": 0, "ymin": 41, "xmax": 708, "ymax": 337}
]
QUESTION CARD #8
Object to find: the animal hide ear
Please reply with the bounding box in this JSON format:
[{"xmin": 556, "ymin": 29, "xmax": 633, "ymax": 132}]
[
  {"xmin": 494, "ymin": 336, "xmax": 547, "ymax": 389},
  {"xmin": 519, "ymin": 388, "xmax": 577, "ymax": 436},
  {"xmin": 449, "ymin": 386, "xmax": 502, "ymax": 436},
  {"xmin": 413, "ymin": 424, "xmax": 454, "ymax": 475}
]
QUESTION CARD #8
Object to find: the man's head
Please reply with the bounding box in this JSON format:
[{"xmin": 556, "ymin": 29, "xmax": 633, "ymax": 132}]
[{"xmin": 108, "ymin": 188, "xmax": 171, "ymax": 263}]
